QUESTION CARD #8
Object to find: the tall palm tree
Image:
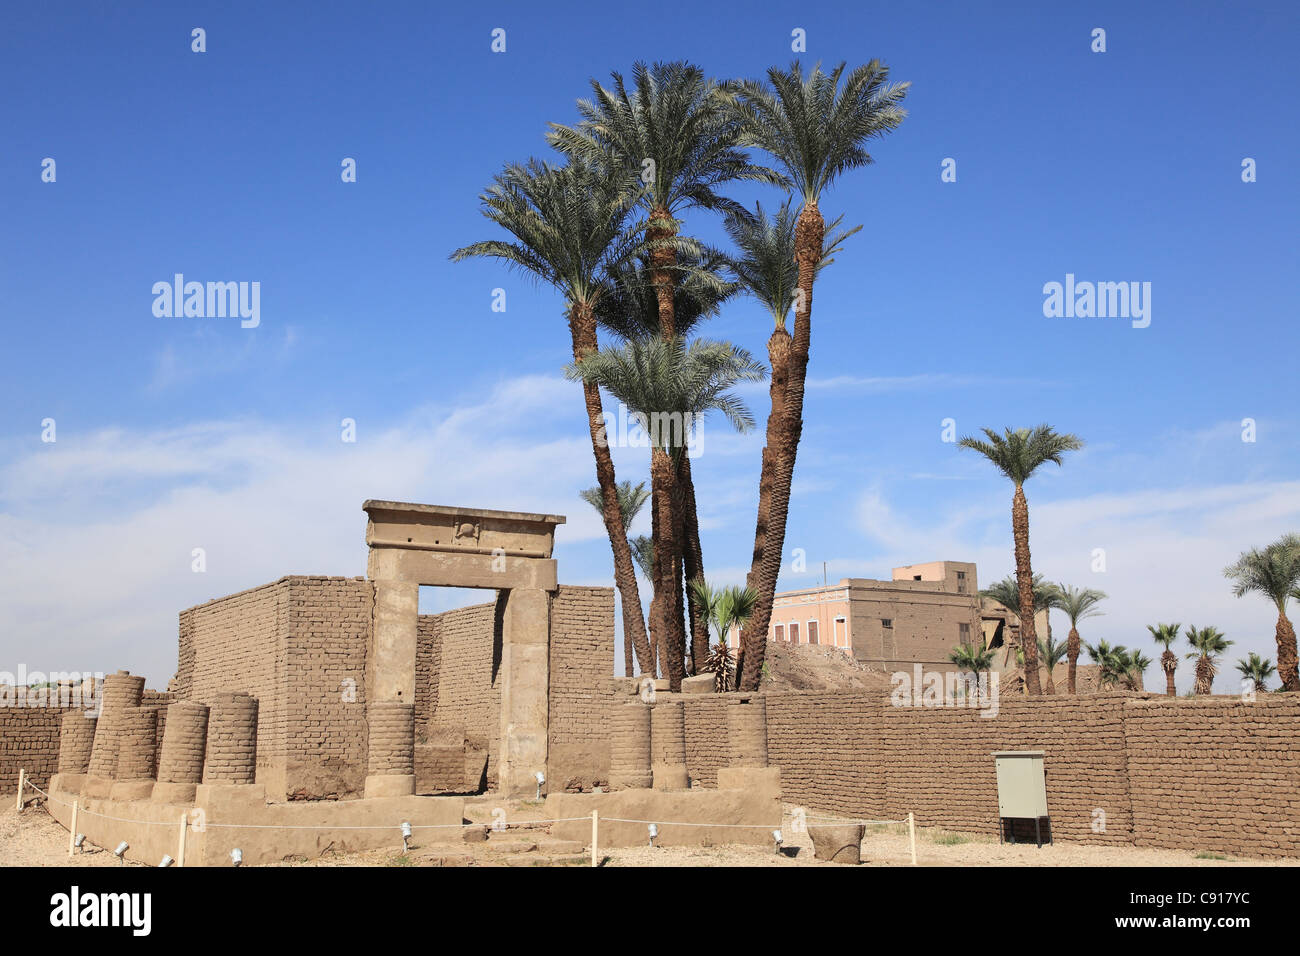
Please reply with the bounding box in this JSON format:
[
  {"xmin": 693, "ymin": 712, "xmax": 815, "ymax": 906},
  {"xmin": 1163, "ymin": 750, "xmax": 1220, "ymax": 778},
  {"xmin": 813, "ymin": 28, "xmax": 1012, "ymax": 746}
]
[
  {"xmin": 451, "ymin": 157, "xmax": 657, "ymax": 675},
  {"xmin": 723, "ymin": 201, "xmax": 858, "ymax": 679},
  {"xmin": 1184, "ymin": 626, "xmax": 1233, "ymax": 695},
  {"xmin": 580, "ymin": 481, "xmax": 650, "ymax": 675},
  {"xmin": 1223, "ymin": 533, "xmax": 1300, "ymax": 691},
  {"xmin": 1037, "ymin": 635, "xmax": 1069, "ymax": 695},
  {"xmin": 1235, "ymin": 653, "xmax": 1276, "ymax": 693},
  {"xmin": 567, "ymin": 336, "xmax": 765, "ymax": 689},
  {"xmin": 690, "ymin": 579, "xmax": 758, "ymax": 692},
  {"xmin": 1055, "ymin": 584, "xmax": 1108, "ymax": 694},
  {"xmin": 552, "ymin": 61, "xmax": 779, "ymax": 674},
  {"xmin": 1146, "ymin": 622, "xmax": 1181, "ymax": 697},
  {"xmin": 958, "ymin": 426, "xmax": 1085, "ymax": 694},
  {"xmin": 594, "ymin": 249, "xmax": 738, "ymax": 671},
  {"xmin": 730, "ymin": 60, "xmax": 909, "ymax": 691}
]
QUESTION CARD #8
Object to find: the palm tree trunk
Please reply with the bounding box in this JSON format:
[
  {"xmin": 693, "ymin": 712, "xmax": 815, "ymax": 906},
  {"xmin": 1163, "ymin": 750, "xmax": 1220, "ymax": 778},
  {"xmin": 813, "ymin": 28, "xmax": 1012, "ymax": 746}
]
[
  {"xmin": 1066, "ymin": 627, "xmax": 1080, "ymax": 694},
  {"xmin": 739, "ymin": 203, "xmax": 823, "ymax": 691},
  {"xmin": 1161, "ymin": 650, "xmax": 1178, "ymax": 696},
  {"xmin": 1195, "ymin": 656, "xmax": 1213, "ymax": 695},
  {"xmin": 736, "ymin": 327, "xmax": 791, "ymax": 686},
  {"xmin": 678, "ymin": 453, "xmax": 709, "ymax": 673},
  {"xmin": 1274, "ymin": 610, "xmax": 1300, "ymax": 691},
  {"xmin": 1044, "ymin": 667, "xmax": 1056, "ymax": 695},
  {"xmin": 1012, "ymin": 483, "xmax": 1042, "ymax": 695},
  {"xmin": 647, "ymin": 203, "xmax": 689, "ymax": 674},
  {"xmin": 650, "ymin": 447, "xmax": 686, "ymax": 690},
  {"xmin": 569, "ymin": 305, "xmax": 653, "ymax": 675}
]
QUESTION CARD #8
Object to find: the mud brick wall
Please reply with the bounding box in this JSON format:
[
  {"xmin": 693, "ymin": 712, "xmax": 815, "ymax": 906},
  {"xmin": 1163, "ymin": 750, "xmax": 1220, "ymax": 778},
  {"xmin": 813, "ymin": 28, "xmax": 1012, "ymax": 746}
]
[
  {"xmin": 1124, "ymin": 695, "xmax": 1300, "ymax": 858},
  {"xmin": 682, "ymin": 695, "xmax": 731, "ymax": 788},
  {"xmin": 281, "ymin": 577, "xmax": 371, "ymax": 800},
  {"xmin": 0, "ymin": 695, "xmax": 77, "ymax": 793},
  {"xmin": 177, "ymin": 576, "xmax": 371, "ymax": 800},
  {"xmin": 178, "ymin": 578, "xmax": 289, "ymax": 788},
  {"xmin": 726, "ymin": 690, "xmax": 1300, "ymax": 859},
  {"xmin": 425, "ymin": 599, "xmax": 501, "ymax": 786},
  {"xmin": 415, "ymin": 615, "xmax": 439, "ymax": 733},
  {"xmin": 547, "ymin": 585, "xmax": 616, "ymax": 790}
]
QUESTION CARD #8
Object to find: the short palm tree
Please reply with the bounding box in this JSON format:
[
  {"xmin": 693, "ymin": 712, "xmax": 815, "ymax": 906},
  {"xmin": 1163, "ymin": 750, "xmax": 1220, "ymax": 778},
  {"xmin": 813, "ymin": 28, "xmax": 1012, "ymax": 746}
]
[
  {"xmin": 729, "ymin": 60, "xmax": 909, "ymax": 691},
  {"xmin": 580, "ymin": 481, "xmax": 650, "ymax": 675},
  {"xmin": 724, "ymin": 200, "xmax": 858, "ymax": 679},
  {"xmin": 1122, "ymin": 650, "xmax": 1152, "ymax": 691},
  {"xmin": 1184, "ymin": 626, "xmax": 1234, "ymax": 695},
  {"xmin": 959, "ymin": 426, "xmax": 1085, "ymax": 694},
  {"xmin": 1235, "ymin": 652, "xmax": 1276, "ymax": 693},
  {"xmin": 451, "ymin": 157, "xmax": 655, "ymax": 674},
  {"xmin": 1055, "ymin": 584, "xmax": 1108, "ymax": 695},
  {"xmin": 1083, "ymin": 639, "xmax": 1128, "ymax": 690},
  {"xmin": 1223, "ymin": 534, "xmax": 1300, "ymax": 691},
  {"xmin": 567, "ymin": 336, "xmax": 765, "ymax": 690},
  {"xmin": 949, "ymin": 639, "xmax": 997, "ymax": 677},
  {"xmin": 1037, "ymin": 635, "xmax": 1069, "ymax": 694},
  {"xmin": 689, "ymin": 579, "xmax": 759, "ymax": 692},
  {"xmin": 1146, "ymin": 622, "xmax": 1181, "ymax": 697}
]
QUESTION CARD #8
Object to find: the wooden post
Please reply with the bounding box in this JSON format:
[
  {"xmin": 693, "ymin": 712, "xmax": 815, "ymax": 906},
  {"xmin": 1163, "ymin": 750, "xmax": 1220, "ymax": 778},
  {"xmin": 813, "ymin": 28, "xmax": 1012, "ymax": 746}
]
[
  {"xmin": 68, "ymin": 801, "xmax": 79, "ymax": 856},
  {"xmin": 907, "ymin": 812, "xmax": 917, "ymax": 865},
  {"xmin": 177, "ymin": 813, "xmax": 188, "ymax": 868},
  {"xmin": 590, "ymin": 810, "xmax": 598, "ymax": 868},
  {"xmin": 15, "ymin": 769, "xmax": 25, "ymax": 811}
]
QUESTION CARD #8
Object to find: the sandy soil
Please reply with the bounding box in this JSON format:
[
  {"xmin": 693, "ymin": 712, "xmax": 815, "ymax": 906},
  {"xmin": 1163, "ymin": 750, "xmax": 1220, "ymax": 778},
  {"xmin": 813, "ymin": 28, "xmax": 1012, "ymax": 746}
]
[{"xmin": 3, "ymin": 802, "xmax": 1290, "ymax": 868}]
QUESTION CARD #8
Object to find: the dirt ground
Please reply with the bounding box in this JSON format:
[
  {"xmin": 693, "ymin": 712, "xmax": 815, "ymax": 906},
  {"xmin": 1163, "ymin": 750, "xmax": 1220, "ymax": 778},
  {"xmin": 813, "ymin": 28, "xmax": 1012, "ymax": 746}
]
[{"xmin": 3, "ymin": 801, "xmax": 1290, "ymax": 868}]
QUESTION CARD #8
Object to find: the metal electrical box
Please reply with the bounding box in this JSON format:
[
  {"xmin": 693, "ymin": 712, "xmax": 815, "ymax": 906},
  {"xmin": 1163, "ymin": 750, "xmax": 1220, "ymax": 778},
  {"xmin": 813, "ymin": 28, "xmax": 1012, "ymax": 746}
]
[
  {"xmin": 993, "ymin": 750, "xmax": 1051, "ymax": 846},
  {"xmin": 993, "ymin": 750, "xmax": 1047, "ymax": 816}
]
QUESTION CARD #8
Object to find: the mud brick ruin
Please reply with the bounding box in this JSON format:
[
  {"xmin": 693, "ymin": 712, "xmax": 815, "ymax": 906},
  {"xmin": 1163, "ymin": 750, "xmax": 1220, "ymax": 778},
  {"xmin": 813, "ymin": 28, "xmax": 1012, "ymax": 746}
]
[{"xmin": 4, "ymin": 498, "xmax": 1298, "ymax": 864}]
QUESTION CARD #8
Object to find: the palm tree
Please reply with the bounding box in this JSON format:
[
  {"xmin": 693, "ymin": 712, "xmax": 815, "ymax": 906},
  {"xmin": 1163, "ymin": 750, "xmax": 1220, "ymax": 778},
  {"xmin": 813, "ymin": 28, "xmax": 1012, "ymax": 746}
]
[
  {"xmin": 1083, "ymin": 639, "xmax": 1130, "ymax": 690},
  {"xmin": 1055, "ymin": 584, "xmax": 1108, "ymax": 694},
  {"xmin": 1122, "ymin": 650, "xmax": 1152, "ymax": 692},
  {"xmin": 551, "ymin": 60, "xmax": 781, "ymax": 342},
  {"xmin": 1037, "ymin": 635, "xmax": 1069, "ymax": 694},
  {"xmin": 1223, "ymin": 534, "xmax": 1300, "ymax": 691},
  {"xmin": 730, "ymin": 60, "xmax": 909, "ymax": 691},
  {"xmin": 1146, "ymin": 622, "xmax": 1181, "ymax": 697},
  {"xmin": 949, "ymin": 640, "xmax": 998, "ymax": 689},
  {"xmin": 567, "ymin": 336, "xmax": 765, "ymax": 689},
  {"xmin": 594, "ymin": 249, "xmax": 738, "ymax": 671},
  {"xmin": 724, "ymin": 200, "xmax": 858, "ymax": 683},
  {"xmin": 630, "ymin": 535, "xmax": 654, "ymax": 581},
  {"xmin": 1235, "ymin": 653, "xmax": 1276, "ymax": 693},
  {"xmin": 690, "ymin": 579, "xmax": 758, "ymax": 692},
  {"xmin": 579, "ymin": 481, "xmax": 650, "ymax": 675},
  {"xmin": 958, "ymin": 426, "xmax": 1085, "ymax": 694},
  {"xmin": 451, "ymin": 157, "xmax": 656, "ymax": 675},
  {"xmin": 1184, "ymin": 626, "xmax": 1233, "ymax": 695}
]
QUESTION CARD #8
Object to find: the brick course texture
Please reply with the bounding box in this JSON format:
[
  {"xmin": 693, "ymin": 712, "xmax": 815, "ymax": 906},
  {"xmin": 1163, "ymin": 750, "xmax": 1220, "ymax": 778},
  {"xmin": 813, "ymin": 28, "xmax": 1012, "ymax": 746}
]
[
  {"xmin": 0, "ymin": 694, "xmax": 78, "ymax": 793},
  {"xmin": 743, "ymin": 690, "xmax": 1298, "ymax": 860}
]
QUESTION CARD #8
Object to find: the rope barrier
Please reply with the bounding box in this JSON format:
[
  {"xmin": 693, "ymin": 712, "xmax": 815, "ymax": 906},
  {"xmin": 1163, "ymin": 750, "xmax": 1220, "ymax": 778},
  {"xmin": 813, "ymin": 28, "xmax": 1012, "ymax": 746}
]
[{"xmin": 18, "ymin": 770, "xmax": 918, "ymax": 864}]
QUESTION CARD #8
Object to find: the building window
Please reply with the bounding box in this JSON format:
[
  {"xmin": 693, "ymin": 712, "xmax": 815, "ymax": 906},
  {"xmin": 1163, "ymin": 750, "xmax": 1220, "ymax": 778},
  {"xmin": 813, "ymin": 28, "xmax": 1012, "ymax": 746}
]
[
  {"xmin": 774, "ymin": 623, "xmax": 785, "ymax": 643},
  {"xmin": 882, "ymin": 618, "xmax": 893, "ymax": 629},
  {"xmin": 789, "ymin": 622, "xmax": 800, "ymax": 644},
  {"xmin": 807, "ymin": 620, "xmax": 819, "ymax": 645},
  {"xmin": 959, "ymin": 622, "xmax": 971, "ymax": 646},
  {"xmin": 913, "ymin": 575, "xmax": 922, "ymax": 581},
  {"xmin": 956, "ymin": 570, "xmax": 967, "ymax": 593},
  {"xmin": 834, "ymin": 616, "xmax": 848, "ymax": 648}
]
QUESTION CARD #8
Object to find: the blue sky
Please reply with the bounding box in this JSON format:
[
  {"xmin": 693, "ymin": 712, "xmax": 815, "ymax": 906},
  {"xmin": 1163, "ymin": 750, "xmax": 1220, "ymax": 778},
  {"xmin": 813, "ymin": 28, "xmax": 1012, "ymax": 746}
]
[{"xmin": 1, "ymin": 1, "xmax": 1297, "ymax": 691}]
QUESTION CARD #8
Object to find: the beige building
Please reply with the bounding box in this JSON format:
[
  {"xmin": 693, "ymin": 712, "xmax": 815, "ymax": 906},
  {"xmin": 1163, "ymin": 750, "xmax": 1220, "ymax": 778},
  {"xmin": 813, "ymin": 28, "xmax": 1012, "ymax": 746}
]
[{"xmin": 731, "ymin": 561, "xmax": 1050, "ymax": 677}]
